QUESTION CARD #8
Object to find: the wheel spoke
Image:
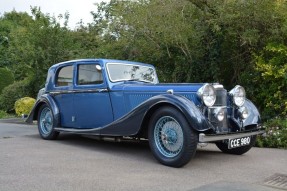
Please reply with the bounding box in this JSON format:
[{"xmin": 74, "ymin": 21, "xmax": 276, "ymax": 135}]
[
  {"xmin": 39, "ymin": 107, "xmax": 53, "ymax": 135},
  {"xmin": 154, "ymin": 116, "xmax": 184, "ymax": 158}
]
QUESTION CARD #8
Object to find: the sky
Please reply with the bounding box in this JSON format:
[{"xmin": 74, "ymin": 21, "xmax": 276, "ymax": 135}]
[{"xmin": 0, "ymin": 0, "xmax": 109, "ymax": 28}]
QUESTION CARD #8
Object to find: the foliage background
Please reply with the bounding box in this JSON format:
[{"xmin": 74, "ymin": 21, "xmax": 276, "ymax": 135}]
[{"xmin": 0, "ymin": 0, "xmax": 286, "ymax": 147}]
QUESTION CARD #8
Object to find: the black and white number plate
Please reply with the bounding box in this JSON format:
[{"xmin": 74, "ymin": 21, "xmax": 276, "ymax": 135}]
[{"xmin": 228, "ymin": 136, "xmax": 251, "ymax": 149}]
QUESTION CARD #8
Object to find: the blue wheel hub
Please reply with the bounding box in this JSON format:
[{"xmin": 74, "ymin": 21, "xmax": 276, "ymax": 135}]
[{"xmin": 164, "ymin": 128, "xmax": 178, "ymax": 145}]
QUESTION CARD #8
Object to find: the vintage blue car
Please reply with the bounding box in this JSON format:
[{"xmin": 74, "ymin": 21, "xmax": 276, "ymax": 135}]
[{"xmin": 27, "ymin": 59, "xmax": 264, "ymax": 167}]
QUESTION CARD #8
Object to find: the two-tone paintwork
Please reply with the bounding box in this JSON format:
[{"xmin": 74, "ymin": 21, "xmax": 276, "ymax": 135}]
[{"xmin": 27, "ymin": 59, "xmax": 261, "ymax": 139}]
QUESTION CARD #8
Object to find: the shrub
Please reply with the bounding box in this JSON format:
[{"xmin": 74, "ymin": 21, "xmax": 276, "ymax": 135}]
[
  {"xmin": 252, "ymin": 44, "xmax": 287, "ymax": 119},
  {"xmin": 256, "ymin": 118, "xmax": 287, "ymax": 149},
  {"xmin": 0, "ymin": 110, "xmax": 14, "ymax": 119},
  {"xmin": 0, "ymin": 79, "xmax": 31, "ymax": 112},
  {"xmin": 0, "ymin": 68, "xmax": 14, "ymax": 94},
  {"xmin": 0, "ymin": 110, "xmax": 8, "ymax": 119},
  {"xmin": 14, "ymin": 97, "xmax": 36, "ymax": 116}
]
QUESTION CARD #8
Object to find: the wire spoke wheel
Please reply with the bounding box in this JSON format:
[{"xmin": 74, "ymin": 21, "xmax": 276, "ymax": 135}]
[
  {"xmin": 37, "ymin": 104, "xmax": 59, "ymax": 140},
  {"xmin": 154, "ymin": 116, "xmax": 184, "ymax": 158},
  {"xmin": 148, "ymin": 106, "xmax": 197, "ymax": 167},
  {"xmin": 39, "ymin": 107, "xmax": 53, "ymax": 135}
]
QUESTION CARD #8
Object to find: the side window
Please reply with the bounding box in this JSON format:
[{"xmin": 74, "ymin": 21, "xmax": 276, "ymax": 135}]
[
  {"xmin": 77, "ymin": 64, "xmax": 103, "ymax": 85},
  {"xmin": 56, "ymin": 65, "xmax": 73, "ymax": 87}
]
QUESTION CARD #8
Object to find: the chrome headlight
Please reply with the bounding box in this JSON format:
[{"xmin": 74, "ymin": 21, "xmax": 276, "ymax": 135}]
[
  {"xmin": 197, "ymin": 84, "xmax": 216, "ymax": 107},
  {"xmin": 229, "ymin": 85, "xmax": 246, "ymax": 107}
]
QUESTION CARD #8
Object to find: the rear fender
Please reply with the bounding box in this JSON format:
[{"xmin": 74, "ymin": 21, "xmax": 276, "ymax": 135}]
[{"xmin": 26, "ymin": 94, "xmax": 60, "ymax": 126}]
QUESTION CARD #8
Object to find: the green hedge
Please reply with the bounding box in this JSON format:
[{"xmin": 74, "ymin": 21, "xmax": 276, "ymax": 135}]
[
  {"xmin": 256, "ymin": 118, "xmax": 287, "ymax": 149},
  {"xmin": 0, "ymin": 80, "xmax": 30, "ymax": 112},
  {"xmin": 0, "ymin": 110, "xmax": 8, "ymax": 118},
  {"xmin": 0, "ymin": 68, "xmax": 14, "ymax": 94},
  {"xmin": 253, "ymin": 44, "xmax": 287, "ymax": 119}
]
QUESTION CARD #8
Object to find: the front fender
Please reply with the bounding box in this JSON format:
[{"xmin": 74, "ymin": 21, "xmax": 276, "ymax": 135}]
[
  {"xmin": 243, "ymin": 99, "xmax": 261, "ymax": 127},
  {"xmin": 99, "ymin": 94, "xmax": 211, "ymax": 136},
  {"xmin": 26, "ymin": 94, "xmax": 60, "ymax": 126},
  {"xmin": 148, "ymin": 94, "xmax": 211, "ymax": 132},
  {"xmin": 229, "ymin": 99, "xmax": 261, "ymax": 130}
]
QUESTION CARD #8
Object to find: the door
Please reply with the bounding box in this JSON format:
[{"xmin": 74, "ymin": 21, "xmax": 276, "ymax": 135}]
[
  {"xmin": 52, "ymin": 64, "xmax": 75, "ymax": 128},
  {"xmin": 73, "ymin": 62, "xmax": 114, "ymax": 128}
]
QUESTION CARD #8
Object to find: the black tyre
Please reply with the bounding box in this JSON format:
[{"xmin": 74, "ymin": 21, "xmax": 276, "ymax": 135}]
[
  {"xmin": 37, "ymin": 104, "xmax": 59, "ymax": 140},
  {"xmin": 148, "ymin": 106, "xmax": 197, "ymax": 167},
  {"xmin": 215, "ymin": 136, "xmax": 257, "ymax": 155}
]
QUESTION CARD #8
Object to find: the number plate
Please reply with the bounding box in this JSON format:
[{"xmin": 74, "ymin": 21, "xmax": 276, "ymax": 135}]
[{"xmin": 228, "ymin": 136, "xmax": 251, "ymax": 149}]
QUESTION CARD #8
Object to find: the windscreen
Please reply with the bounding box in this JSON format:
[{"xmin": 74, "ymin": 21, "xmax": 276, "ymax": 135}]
[{"xmin": 107, "ymin": 63, "xmax": 157, "ymax": 83}]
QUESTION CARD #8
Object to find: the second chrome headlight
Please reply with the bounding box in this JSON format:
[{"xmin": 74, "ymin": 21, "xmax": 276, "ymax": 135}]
[
  {"xmin": 197, "ymin": 84, "xmax": 216, "ymax": 107},
  {"xmin": 229, "ymin": 85, "xmax": 246, "ymax": 107}
]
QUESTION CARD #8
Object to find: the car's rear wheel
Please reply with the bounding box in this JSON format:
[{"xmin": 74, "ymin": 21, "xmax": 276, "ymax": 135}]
[
  {"xmin": 38, "ymin": 104, "xmax": 59, "ymax": 140},
  {"xmin": 215, "ymin": 136, "xmax": 257, "ymax": 155},
  {"xmin": 148, "ymin": 106, "xmax": 197, "ymax": 167}
]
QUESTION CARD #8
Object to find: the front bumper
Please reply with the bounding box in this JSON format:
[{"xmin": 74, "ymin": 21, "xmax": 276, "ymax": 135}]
[{"xmin": 199, "ymin": 130, "xmax": 265, "ymax": 143}]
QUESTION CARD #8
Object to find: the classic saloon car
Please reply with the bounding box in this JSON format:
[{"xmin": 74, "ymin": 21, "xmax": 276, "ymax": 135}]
[{"xmin": 27, "ymin": 59, "xmax": 264, "ymax": 167}]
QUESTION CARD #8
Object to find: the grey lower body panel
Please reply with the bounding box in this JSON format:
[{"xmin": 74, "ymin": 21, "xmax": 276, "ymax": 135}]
[{"xmin": 199, "ymin": 130, "xmax": 265, "ymax": 143}]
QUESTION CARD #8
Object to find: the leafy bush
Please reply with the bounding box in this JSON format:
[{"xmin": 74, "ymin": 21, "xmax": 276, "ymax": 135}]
[
  {"xmin": 0, "ymin": 68, "xmax": 14, "ymax": 94},
  {"xmin": 0, "ymin": 110, "xmax": 15, "ymax": 119},
  {"xmin": 0, "ymin": 110, "xmax": 9, "ymax": 119},
  {"xmin": 256, "ymin": 118, "xmax": 287, "ymax": 149},
  {"xmin": 14, "ymin": 97, "xmax": 36, "ymax": 116},
  {"xmin": 0, "ymin": 79, "xmax": 31, "ymax": 112},
  {"xmin": 252, "ymin": 44, "xmax": 287, "ymax": 119}
]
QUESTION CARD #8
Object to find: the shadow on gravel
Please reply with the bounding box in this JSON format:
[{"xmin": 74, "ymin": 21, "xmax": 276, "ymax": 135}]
[
  {"xmin": 26, "ymin": 133, "xmax": 154, "ymax": 161},
  {"xmin": 0, "ymin": 118, "xmax": 32, "ymax": 125},
  {"xmin": 26, "ymin": 132, "xmax": 229, "ymax": 166}
]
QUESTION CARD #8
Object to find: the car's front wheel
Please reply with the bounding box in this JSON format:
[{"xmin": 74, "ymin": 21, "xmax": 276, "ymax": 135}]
[
  {"xmin": 37, "ymin": 104, "xmax": 59, "ymax": 140},
  {"xmin": 215, "ymin": 136, "xmax": 257, "ymax": 155},
  {"xmin": 148, "ymin": 106, "xmax": 197, "ymax": 167}
]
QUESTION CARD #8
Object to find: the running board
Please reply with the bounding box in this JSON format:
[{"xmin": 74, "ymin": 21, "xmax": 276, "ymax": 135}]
[{"xmin": 55, "ymin": 127, "xmax": 101, "ymax": 135}]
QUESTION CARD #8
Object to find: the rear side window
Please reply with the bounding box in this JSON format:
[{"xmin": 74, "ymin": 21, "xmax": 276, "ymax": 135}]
[
  {"xmin": 77, "ymin": 64, "xmax": 103, "ymax": 85},
  {"xmin": 56, "ymin": 65, "xmax": 73, "ymax": 86}
]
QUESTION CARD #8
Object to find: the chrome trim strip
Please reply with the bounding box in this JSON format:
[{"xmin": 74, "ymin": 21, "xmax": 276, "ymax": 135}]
[
  {"xmin": 199, "ymin": 130, "xmax": 265, "ymax": 142},
  {"xmin": 213, "ymin": 84, "xmax": 224, "ymax": 89},
  {"xmin": 49, "ymin": 89, "xmax": 108, "ymax": 95},
  {"xmin": 55, "ymin": 127, "xmax": 103, "ymax": 133}
]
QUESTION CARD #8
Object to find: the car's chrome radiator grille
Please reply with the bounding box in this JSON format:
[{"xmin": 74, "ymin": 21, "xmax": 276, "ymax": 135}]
[
  {"xmin": 214, "ymin": 88, "xmax": 227, "ymax": 106},
  {"xmin": 209, "ymin": 87, "xmax": 228, "ymax": 133}
]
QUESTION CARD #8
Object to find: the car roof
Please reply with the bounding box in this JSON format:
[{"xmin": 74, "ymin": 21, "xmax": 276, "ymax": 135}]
[{"xmin": 50, "ymin": 59, "xmax": 155, "ymax": 69}]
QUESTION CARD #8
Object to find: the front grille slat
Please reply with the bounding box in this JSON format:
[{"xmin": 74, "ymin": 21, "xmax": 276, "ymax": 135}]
[
  {"xmin": 209, "ymin": 87, "xmax": 228, "ymax": 133},
  {"xmin": 214, "ymin": 89, "xmax": 227, "ymax": 106}
]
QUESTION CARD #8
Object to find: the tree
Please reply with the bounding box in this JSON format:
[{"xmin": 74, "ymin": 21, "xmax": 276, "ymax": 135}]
[
  {"xmin": 0, "ymin": 7, "xmax": 85, "ymax": 96},
  {"xmin": 90, "ymin": 0, "xmax": 287, "ymax": 87},
  {"xmin": 0, "ymin": 68, "xmax": 14, "ymax": 94}
]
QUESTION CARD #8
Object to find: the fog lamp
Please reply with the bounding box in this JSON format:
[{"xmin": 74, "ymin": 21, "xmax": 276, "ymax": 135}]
[
  {"xmin": 239, "ymin": 106, "xmax": 249, "ymax": 119},
  {"xmin": 213, "ymin": 108, "xmax": 225, "ymax": 121}
]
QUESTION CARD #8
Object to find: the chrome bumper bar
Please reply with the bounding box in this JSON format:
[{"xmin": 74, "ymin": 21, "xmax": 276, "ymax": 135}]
[{"xmin": 199, "ymin": 130, "xmax": 265, "ymax": 143}]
